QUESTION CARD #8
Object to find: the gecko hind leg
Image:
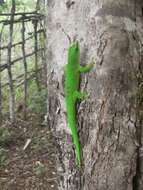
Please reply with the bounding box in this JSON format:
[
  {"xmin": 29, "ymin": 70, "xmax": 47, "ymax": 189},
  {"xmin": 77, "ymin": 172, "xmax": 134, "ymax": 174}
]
[
  {"xmin": 78, "ymin": 58, "xmax": 96, "ymax": 73},
  {"xmin": 73, "ymin": 91, "xmax": 89, "ymax": 100}
]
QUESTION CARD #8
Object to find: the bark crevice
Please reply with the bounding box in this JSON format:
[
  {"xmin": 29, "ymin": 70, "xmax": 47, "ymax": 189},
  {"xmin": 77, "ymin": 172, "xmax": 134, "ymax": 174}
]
[
  {"xmin": 132, "ymin": 144, "xmax": 141, "ymax": 190},
  {"xmin": 132, "ymin": 33, "xmax": 143, "ymax": 189}
]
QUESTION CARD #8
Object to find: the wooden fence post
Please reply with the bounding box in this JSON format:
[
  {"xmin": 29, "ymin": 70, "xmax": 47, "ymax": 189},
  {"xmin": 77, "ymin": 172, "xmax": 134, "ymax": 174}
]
[
  {"xmin": 0, "ymin": 25, "xmax": 4, "ymax": 124},
  {"xmin": 34, "ymin": 20, "xmax": 41, "ymax": 91},
  {"xmin": 21, "ymin": 15, "xmax": 28, "ymax": 119},
  {"xmin": 7, "ymin": 0, "xmax": 15, "ymax": 122},
  {"xmin": 0, "ymin": 43, "xmax": 2, "ymax": 124}
]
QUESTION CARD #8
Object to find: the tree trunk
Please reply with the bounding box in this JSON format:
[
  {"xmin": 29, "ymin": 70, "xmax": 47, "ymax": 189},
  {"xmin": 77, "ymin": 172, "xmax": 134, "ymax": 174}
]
[{"xmin": 46, "ymin": 0, "xmax": 143, "ymax": 189}]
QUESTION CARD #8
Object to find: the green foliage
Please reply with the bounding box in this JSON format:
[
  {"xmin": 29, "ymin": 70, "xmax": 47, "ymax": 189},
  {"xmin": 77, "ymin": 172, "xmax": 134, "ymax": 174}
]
[
  {"xmin": 2, "ymin": 0, "xmax": 37, "ymax": 12},
  {"xmin": 2, "ymin": 80, "xmax": 47, "ymax": 117},
  {"xmin": 2, "ymin": 87, "xmax": 9, "ymax": 113},
  {"xmin": 0, "ymin": 0, "xmax": 39, "ymax": 16},
  {"xmin": 0, "ymin": 2, "xmax": 8, "ymax": 13},
  {"xmin": 39, "ymin": 32, "xmax": 45, "ymax": 48},
  {"xmin": 15, "ymin": 86, "xmax": 23, "ymax": 102},
  {"xmin": 15, "ymin": 0, "xmax": 25, "ymax": 8},
  {"xmin": 14, "ymin": 0, "xmax": 36, "ymax": 11},
  {"xmin": 0, "ymin": 148, "xmax": 8, "ymax": 167},
  {"xmin": 0, "ymin": 127, "xmax": 10, "ymax": 167},
  {"xmin": 0, "ymin": 127, "xmax": 11, "ymax": 146},
  {"xmin": 28, "ymin": 81, "xmax": 47, "ymax": 114}
]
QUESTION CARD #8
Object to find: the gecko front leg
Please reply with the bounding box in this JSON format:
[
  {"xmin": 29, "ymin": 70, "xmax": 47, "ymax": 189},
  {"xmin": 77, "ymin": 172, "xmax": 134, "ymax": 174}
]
[{"xmin": 78, "ymin": 59, "xmax": 95, "ymax": 73}]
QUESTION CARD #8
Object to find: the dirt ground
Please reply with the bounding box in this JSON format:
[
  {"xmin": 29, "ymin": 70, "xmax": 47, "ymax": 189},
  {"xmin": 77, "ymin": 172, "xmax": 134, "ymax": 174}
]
[{"xmin": 0, "ymin": 114, "xmax": 58, "ymax": 190}]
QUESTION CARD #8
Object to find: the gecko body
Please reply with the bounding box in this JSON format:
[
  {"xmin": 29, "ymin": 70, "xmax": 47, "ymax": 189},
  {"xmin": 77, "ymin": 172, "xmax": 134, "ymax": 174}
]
[{"xmin": 64, "ymin": 41, "xmax": 94, "ymax": 166}]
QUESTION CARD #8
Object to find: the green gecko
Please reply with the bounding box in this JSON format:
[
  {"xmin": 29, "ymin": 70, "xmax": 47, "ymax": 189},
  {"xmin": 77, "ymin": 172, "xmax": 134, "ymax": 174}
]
[{"xmin": 64, "ymin": 41, "xmax": 94, "ymax": 167}]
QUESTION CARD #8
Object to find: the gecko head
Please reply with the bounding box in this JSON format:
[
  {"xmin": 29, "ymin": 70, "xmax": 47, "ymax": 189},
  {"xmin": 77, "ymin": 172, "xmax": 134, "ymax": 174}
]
[
  {"xmin": 70, "ymin": 41, "xmax": 79, "ymax": 51},
  {"xmin": 68, "ymin": 41, "xmax": 80, "ymax": 65}
]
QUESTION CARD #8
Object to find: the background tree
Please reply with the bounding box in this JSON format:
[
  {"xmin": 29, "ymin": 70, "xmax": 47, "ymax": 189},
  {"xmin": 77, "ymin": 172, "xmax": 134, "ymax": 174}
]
[{"xmin": 46, "ymin": 0, "xmax": 143, "ymax": 190}]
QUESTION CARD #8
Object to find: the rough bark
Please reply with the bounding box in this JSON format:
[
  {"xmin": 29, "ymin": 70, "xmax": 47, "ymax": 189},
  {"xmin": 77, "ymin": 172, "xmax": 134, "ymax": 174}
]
[{"xmin": 46, "ymin": 0, "xmax": 143, "ymax": 189}]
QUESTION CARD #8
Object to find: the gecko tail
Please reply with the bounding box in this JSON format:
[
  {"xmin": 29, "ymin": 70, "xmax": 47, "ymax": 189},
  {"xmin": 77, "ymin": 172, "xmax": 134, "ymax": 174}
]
[
  {"xmin": 67, "ymin": 104, "xmax": 81, "ymax": 167},
  {"xmin": 69, "ymin": 121, "xmax": 81, "ymax": 167}
]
